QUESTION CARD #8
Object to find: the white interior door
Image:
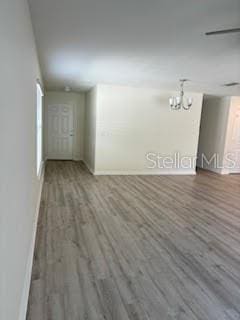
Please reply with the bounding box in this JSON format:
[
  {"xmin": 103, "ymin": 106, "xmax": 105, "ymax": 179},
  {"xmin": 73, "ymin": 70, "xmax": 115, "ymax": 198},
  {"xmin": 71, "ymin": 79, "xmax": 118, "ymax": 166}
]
[{"xmin": 47, "ymin": 104, "xmax": 74, "ymax": 159}]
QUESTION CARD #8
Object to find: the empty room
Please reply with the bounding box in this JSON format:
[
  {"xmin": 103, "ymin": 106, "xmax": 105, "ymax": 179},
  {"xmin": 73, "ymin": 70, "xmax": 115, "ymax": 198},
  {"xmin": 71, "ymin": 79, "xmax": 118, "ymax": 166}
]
[{"xmin": 1, "ymin": 0, "xmax": 240, "ymax": 319}]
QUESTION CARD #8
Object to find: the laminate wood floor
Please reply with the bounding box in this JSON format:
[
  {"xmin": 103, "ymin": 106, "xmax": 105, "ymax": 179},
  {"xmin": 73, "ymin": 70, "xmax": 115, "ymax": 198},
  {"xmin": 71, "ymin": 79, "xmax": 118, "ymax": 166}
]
[{"xmin": 27, "ymin": 161, "xmax": 240, "ymax": 320}]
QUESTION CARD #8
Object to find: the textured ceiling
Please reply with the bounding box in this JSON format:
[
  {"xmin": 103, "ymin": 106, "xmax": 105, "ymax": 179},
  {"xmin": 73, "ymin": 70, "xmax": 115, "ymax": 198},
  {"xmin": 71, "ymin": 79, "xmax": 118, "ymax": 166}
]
[{"xmin": 28, "ymin": 0, "xmax": 240, "ymax": 95}]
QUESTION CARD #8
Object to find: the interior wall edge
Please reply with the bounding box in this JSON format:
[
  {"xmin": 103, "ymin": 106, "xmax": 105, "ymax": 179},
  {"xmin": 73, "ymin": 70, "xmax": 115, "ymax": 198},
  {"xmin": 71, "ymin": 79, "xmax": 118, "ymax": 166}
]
[{"xmin": 82, "ymin": 159, "xmax": 95, "ymax": 175}]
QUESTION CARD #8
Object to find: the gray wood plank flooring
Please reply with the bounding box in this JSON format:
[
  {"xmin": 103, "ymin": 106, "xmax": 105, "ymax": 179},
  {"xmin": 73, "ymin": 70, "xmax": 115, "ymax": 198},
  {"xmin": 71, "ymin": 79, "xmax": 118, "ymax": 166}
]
[{"xmin": 27, "ymin": 161, "xmax": 240, "ymax": 320}]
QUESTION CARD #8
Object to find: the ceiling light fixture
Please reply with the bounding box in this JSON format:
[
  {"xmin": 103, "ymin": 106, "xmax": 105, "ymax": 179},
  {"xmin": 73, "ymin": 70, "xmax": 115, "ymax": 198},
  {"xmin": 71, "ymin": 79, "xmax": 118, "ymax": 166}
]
[{"xmin": 169, "ymin": 79, "xmax": 193, "ymax": 110}]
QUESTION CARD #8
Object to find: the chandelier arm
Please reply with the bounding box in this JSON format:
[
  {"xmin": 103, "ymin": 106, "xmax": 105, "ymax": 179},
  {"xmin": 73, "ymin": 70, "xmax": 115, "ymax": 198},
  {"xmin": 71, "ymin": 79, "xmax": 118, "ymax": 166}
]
[
  {"xmin": 180, "ymin": 80, "xmax": 184, "ymax": 108},
  {"xmin": 182, "ymin": 103, "xmax": 191, "ymax": 110}
]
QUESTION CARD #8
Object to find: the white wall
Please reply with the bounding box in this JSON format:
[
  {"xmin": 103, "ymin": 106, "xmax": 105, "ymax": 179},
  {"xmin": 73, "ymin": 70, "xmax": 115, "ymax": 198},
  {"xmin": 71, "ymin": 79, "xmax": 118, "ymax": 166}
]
[
  {"xmin": 0, "ymin": 1, "xmax": 44, "ymax": 319},
  {"xmin": 85, "ymin": 84, "xmax": 203, "ymax": 174},
  {"xmin": 84, "ymin": 88, "xmax": 97, "ymax": 172},
  {"xmin": 197, "ymin": 96, "xmax": 231, "ymax": 174},
  {"xmin": 223, "ymin": 96, "xmax": 240, "ymax": 173},
  {"xmin": 44, "ymin": 91, "xmax": 85, "ymax": 160}
]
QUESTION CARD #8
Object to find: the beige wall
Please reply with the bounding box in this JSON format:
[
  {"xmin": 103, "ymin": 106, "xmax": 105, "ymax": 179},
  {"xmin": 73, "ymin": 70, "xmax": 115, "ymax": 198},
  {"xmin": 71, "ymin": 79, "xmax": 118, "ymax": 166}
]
[
  {"xmin": 197, "ymin": 96, "xmax": 231, "ymax": 173},
  {"xmin": 0, "ymin": 0, "xmax": 44, "ymax": 319},
  {"xmin": 86, "ymin": 84, "xmax": 203, "ymax": 174},
  {"xmin": 44, "ymin": 91, "xmax": 85, "ymax": 160},
  {"xmin": 84, "ymin": 88, "xmax": 97, "ymax": 172}
]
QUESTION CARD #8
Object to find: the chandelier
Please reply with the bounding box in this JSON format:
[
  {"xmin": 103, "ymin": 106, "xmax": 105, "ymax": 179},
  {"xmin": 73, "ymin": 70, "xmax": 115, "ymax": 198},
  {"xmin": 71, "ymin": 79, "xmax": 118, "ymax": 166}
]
[{"xmin": 169, "ymin": 79, "xmax": 193, "ymax": 110}]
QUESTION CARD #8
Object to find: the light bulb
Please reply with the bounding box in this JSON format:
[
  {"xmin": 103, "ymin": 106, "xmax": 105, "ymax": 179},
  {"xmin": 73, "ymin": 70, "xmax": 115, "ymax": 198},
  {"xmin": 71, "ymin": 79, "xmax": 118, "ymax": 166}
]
[
  {"xmin": 187, "ymin": 97, "xmax": 193, "ymax": 106},
  {"xmin": 169, "ymin": 97, "xmax": 174, "ymax": 107},
  {"xmin": 176, "ymin": 97, "xmax": 181, "ymax": 105}
]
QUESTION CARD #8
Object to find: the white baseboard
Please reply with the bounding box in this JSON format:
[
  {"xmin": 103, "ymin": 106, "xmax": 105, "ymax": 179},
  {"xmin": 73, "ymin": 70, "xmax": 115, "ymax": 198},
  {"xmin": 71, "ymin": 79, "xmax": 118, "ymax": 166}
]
[
  {"xmin": 73, "ymin": 154, "xmax": 83, "ymax": 161},
  {"xmin": 226, "ymin": 169, "xmax": 240, "ymax": 174},
  {"xmin": 93, "ymin": 169, "xmax": 196, "ymax": 176},
  {"xmin": 18, "ymin": 165, "xmax": 45, "ymax": 320},
  {"xmin": 82, "ymin": 160, "xmax": 196, "ymax": 176},
  {"xmin": 45, "ymin": 156, "xmax": 83, "ymax": 161},
  {"xmin": 197, "ymin": 166, "xmax": 229, "ymax": 175}
]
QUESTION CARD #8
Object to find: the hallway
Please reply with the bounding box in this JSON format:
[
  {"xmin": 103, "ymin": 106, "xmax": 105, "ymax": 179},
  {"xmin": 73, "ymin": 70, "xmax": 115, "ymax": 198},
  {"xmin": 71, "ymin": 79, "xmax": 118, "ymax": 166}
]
[{"xmin": 27, "ymin": 161, "xmax": 240, "ymax": 320}]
